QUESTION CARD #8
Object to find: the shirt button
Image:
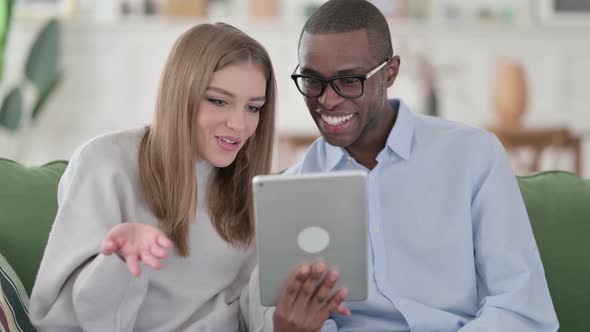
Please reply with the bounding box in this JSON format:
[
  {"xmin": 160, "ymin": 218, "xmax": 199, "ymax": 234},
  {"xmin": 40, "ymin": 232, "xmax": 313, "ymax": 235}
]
[
  {"xmin": 529, "ymin": 243, "xmax": 536, "ymax": 251},
  {"xmin": 398, "ymin": 300, "xmax": 406, "ymax": 309},
  {"xmin": 372, "ymin": 226, "xmax": 380, "ymax": 233}
]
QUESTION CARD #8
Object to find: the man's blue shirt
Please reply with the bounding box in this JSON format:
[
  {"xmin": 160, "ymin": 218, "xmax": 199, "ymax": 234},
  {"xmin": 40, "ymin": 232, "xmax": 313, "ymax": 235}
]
[{"xmin": 285, "ymin": 99, "xmax": 558, "ymax": 332}]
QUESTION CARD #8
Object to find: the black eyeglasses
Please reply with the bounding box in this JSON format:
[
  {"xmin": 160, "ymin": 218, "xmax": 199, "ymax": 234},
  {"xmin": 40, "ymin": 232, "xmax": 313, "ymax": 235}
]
[{"xmin": 291, "ymin": 58, "xmax": 391, "ymax": 99}]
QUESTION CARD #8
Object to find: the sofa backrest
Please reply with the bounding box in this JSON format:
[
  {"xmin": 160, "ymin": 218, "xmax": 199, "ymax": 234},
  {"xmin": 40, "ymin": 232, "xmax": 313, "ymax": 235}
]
[
  {"xmin": 0, "ymin": 159, "xmax": 588, "ymax": 330},
  {"xmin": 517, "ymin": 171, "xmax": 590, "ymax": 332},
  {"xmin": 0, "ymin": 158, "xmax": 67, "ymax": 295}
]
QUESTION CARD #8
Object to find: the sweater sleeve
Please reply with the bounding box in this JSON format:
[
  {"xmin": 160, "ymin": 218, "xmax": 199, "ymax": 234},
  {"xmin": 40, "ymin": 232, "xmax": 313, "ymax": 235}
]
[
  {"xmin": 239, "ymin": 266, "xmax": 275, "ymax": 332},
  {"xmin": 30, "ymin": 140, "xmax": 149, "ymax": 332}
]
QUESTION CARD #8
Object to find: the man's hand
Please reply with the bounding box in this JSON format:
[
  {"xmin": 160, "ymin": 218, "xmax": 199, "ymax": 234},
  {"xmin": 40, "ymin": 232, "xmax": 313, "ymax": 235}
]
[
  {"xmin": 273, "ymin": 261, "xmax": 351, "ymax": 332},
  {"xmin": 100, "ymin": 223, "xmax": 173, "ymax": 277}
]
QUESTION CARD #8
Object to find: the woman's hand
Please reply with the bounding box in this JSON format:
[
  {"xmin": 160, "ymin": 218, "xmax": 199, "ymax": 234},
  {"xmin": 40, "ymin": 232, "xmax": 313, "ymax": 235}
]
[
  {"xmin": 273, "ymin": 261, "xmax": 351, "ymax": 332},
  {"xmin": 100, "ymin": 223, "xmax": 173, "ymax": 277}
]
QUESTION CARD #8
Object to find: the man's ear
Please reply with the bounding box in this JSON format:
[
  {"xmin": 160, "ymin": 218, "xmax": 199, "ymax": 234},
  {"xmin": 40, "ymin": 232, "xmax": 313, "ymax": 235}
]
[{"xmin": 384, "ymin": 55, "xmax": 401, "ymax": 88}]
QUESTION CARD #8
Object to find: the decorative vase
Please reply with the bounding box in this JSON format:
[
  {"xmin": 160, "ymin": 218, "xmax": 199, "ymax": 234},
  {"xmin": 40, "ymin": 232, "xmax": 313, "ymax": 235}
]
[
  {"xmin": 161, "ymin": 0, "xmax": 207, "ymax": 16},
  {"xmin": 493, "ymin": 61, "xmax": 528, "ymax": 129},
  {"xmin": 249, "ymin": 0, "xmax": 277, "ymax": 17}
]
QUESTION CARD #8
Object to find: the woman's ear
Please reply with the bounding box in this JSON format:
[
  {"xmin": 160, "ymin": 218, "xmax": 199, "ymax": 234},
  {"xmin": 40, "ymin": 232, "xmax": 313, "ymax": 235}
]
[{"xmin": 384, "ymin": 55, "xmax": 401, "ymax": 88}]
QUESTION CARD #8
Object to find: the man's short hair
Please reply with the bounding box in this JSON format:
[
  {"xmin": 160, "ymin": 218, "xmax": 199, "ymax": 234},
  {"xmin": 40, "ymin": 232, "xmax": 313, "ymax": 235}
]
[{"xmin": 299, "ymin": 0, "xmax": 393, "ymax": 62}]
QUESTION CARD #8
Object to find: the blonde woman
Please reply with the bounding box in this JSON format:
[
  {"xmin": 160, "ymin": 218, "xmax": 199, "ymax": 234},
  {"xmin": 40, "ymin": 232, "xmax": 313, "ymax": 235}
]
[{"xmin": 30, "ymin": 23, "xmax": 275, "ymax": 331}]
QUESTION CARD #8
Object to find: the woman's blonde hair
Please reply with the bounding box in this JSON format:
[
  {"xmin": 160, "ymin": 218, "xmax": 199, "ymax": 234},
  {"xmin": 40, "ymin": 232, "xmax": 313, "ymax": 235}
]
[{"xmin": 139, "ymin": 23, "xmax": 276, "ymax": 256}]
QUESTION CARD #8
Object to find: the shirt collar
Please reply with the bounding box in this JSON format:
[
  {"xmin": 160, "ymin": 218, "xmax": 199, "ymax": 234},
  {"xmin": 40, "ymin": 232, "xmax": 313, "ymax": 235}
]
[
  {"xmin": 386, "ymin": 99, "xmax": 414, "ymax": 161},
  {"xmin": 324, "ymin": 137, "xmax": 345, "ymax": 171},
  {"xmin": 323, "ymin": 99, "xmax": 415, "ymax": 170}
]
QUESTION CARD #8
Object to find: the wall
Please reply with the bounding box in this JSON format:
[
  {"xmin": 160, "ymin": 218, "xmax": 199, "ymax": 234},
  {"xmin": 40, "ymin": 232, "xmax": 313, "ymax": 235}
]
[{"xmin": 3, "ymin": 17, "xmax": 590, "ymax": 174}]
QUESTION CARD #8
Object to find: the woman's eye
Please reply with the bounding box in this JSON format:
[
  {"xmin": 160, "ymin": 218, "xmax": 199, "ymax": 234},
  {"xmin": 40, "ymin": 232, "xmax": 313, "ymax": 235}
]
[
  {"xmin": 247, "ymin": 105, "xmax": 262, "ymax": 113},
  {"xmin": 207, "ymin": 98, "xmax": 227, "ymax": 107}
]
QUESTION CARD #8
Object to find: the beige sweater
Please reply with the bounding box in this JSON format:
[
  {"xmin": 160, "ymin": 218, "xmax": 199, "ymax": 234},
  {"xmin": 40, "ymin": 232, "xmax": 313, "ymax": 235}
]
[{"xmin": 30, "ymin": 128, "xmax": 261, "ymax": 332}]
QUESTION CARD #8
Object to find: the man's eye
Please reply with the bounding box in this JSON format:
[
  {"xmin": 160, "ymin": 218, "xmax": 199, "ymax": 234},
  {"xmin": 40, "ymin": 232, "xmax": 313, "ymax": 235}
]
[
  {"xmin": 340, "ymin": 78, "xmax": 360, "ymax": 85},
  {"xmin": 303, "ymin": 78, "xmax": 320, "ymax": 86}
]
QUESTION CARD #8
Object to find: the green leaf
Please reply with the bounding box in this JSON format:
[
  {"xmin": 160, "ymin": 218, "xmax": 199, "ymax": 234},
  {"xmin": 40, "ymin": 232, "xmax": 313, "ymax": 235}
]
[
  {"xmin": 25, "ymin": 18, "xmax": 61, "ymax": 92},
  {"xmin": 31, "ymin": 71, "xmax": 62, "ymax": 120},
  {"xmin": 0, "ymin": 0, "xmax": 14, "ymax": 82},
  {"xmin": 0, "ymin": 86, "xmax": 23, "ymax": 131}
]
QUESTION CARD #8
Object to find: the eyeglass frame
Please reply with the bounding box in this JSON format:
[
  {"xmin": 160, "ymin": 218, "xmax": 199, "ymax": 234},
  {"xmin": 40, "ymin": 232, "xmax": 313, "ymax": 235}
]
[{"xmin": 290, "ymin": 57, "xmax": 392, "ymax": 99}]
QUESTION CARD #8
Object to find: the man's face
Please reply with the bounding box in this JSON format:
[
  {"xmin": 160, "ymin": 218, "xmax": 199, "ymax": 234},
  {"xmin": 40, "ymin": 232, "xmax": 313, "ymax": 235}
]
[{"xmin": 297, "ymin": 29, "xmax": 396, "ymax": 148}]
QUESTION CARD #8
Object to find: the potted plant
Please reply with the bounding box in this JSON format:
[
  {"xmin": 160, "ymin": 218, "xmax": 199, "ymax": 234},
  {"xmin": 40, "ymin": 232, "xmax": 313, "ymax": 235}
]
[{"xmin": 0, "ymin": 0, "xmax": 62, "ymax": 161}]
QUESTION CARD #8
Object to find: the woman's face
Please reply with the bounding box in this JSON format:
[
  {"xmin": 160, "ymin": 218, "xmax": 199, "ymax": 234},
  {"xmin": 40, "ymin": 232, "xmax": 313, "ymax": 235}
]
[{"xmin": 196, "ymin": 62, "xmax": 267, "ymax": 167}]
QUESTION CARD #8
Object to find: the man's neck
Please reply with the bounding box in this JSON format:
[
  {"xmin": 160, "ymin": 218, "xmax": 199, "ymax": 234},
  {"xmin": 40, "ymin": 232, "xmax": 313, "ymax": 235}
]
[{"xmin": 346, "ymin": 100, "xmax": 398, "ymax": 170}]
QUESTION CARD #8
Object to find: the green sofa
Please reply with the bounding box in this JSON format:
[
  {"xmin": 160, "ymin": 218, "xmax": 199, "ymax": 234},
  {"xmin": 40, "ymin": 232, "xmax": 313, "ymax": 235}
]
[{"xmin": 0, "ymin": 158, "xmax": 588, "ymax": 331}]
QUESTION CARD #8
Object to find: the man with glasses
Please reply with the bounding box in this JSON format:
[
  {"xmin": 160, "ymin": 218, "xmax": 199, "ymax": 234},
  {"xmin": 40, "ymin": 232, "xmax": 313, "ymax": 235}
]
[{"xmin": 245, "ymin": 0, "xmax": 558, "ymax": 331}]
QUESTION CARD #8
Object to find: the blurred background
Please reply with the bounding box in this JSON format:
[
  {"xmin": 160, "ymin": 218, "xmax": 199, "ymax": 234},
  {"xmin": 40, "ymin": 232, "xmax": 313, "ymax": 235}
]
[{"xmin": 1, "ymin": 0, "xmax": 589, "ymax": 175}]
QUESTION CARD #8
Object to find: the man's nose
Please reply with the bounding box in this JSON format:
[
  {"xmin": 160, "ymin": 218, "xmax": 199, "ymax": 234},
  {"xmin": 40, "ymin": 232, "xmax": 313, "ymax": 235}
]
[{"xmin": 318, "ymin": 83, "xmax": 344, "ymax": 110}]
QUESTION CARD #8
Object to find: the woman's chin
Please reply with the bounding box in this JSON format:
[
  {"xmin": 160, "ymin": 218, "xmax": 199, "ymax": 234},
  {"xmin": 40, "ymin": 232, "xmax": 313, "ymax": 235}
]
[
  {"xmin": 208, "ymin": 155, "xmax": 238, "ymax": 168},
  {"xmin": 199, "ymin": 144, "xmax": 242, "ymax": 168}
]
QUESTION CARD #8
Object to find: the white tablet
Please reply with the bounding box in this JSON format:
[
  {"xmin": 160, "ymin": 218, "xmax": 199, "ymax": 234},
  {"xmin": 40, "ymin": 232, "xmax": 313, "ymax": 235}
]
[{"xmin": 252, "ymin": 170, "xmax": 368, "ymax": 306}]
